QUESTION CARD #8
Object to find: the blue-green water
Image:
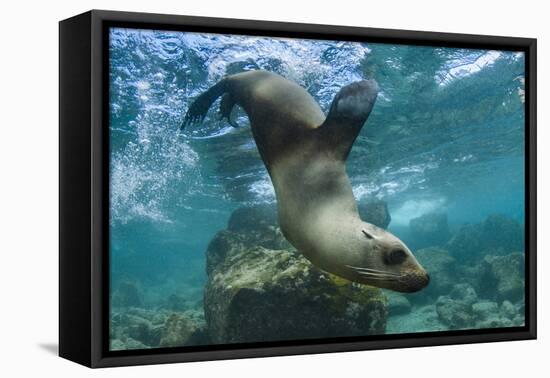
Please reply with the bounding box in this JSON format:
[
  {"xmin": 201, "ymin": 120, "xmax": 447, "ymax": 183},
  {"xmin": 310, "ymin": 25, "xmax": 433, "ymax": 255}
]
[{"xmin": 109, "ymin": 27, "xmax": 525, "ymax": 350}]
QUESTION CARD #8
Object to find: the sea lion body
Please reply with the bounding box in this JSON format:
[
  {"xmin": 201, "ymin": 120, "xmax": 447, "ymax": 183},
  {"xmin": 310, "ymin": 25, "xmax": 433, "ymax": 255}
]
[
  {"xmin": 183, "ymin": 70, "xmax": 429, "ymax": 293},
  {"xmin": 219, "ymin": 70, "xmax": 325, "ymax": 168}
]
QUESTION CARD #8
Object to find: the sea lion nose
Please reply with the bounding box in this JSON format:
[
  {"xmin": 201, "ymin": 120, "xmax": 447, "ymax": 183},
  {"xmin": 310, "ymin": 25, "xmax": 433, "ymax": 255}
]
[
  {"xmin": 414, "ymin": 270, "xmax": 430, "ymax": 290},
  {"xmin": 399, "ymin": 270, "xmax": 430, "ymax": 292}
]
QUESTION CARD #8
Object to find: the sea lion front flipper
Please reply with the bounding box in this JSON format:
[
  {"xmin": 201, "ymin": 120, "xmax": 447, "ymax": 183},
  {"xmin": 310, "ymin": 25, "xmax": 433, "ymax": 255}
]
[
  {"xmin": 181, "ymin": 79, "xmax": 228, "ymax": 129},
  {"xmin": 218, "ymin": 93, "xmax": 239, "ymax": 128},
  {"xmin": 319, "ymin": 79, "xmax": 379, "ymax": 160}
]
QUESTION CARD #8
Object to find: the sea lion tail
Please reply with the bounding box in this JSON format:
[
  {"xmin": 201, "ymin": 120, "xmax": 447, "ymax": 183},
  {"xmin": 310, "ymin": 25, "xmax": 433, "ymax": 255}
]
[{"xmin": 181, "ymin": 79, "xmax": 229, "ymax": 129}]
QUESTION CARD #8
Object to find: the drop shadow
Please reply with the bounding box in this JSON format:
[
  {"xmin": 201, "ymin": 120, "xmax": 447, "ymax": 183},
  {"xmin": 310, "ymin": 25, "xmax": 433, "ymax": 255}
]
[{"xmin": 38, "ymin": 343, "xmax": 58, "ymax": 355}]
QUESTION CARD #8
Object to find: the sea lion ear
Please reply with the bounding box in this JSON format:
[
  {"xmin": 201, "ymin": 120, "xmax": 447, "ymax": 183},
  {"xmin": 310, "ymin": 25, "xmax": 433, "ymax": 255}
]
[
  {"xmin": 319, "ymin": 79, "xmax": 379, "ymax": 160},
  {"xmin": 362, "ymin": 230, "xmax": 376, "ymax": 240}
]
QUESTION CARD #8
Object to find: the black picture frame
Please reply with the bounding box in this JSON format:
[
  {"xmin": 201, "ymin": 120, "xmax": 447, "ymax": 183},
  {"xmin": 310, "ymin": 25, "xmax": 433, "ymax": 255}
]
[{"xmin": 59, "ymin": 9, "xmax": 537, "ymax": 368}]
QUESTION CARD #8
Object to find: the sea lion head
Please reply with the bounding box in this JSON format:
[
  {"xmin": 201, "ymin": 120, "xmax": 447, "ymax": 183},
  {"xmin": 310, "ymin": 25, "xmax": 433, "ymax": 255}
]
[{"xmin": 341, "ymin": 222, "xmax": 429, "ymax": 293}]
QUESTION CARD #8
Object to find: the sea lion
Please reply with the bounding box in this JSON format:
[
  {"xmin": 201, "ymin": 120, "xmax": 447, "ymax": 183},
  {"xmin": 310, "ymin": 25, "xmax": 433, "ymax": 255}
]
[{"xmin": 183, "ymin": 70, "xmax": 429, "ymax": 293}]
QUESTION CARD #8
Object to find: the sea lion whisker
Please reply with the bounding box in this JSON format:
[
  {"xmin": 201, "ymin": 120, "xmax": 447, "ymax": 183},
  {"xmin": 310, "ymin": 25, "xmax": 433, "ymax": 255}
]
[
  {"xmin": 356, "ymin": 271, "xmax": 402, "ymax": 280},
  {"xmin": 356, "ymin": 274, "xmax": 399, "ymax": 281},
  {"xmin": 357, "ymin": 268, "xmax": 401, "ymax": 276},
  {"xmin": 345, "ymin": 265, "xmax": 401, "ymax": 276},
  {"xmin": 355, "ymin": 270, "xmax": 397, "ymax": 277},
  {"xmin": 345, "ymin": 264, "xmax": 393, "ymax": 273}
]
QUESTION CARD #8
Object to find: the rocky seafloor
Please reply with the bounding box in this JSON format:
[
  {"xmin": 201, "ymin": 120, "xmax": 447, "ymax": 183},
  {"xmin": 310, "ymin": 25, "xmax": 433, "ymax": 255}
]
[{"xmin": 110, "ymin": 202, "xmax": 525, "ymax": 350}]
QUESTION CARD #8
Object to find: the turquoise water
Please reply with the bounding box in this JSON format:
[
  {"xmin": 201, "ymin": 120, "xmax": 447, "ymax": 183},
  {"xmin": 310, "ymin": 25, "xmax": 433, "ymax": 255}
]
[{"xmin": 108, "ymin": 27, "xmax": 525, "ymax": 350}]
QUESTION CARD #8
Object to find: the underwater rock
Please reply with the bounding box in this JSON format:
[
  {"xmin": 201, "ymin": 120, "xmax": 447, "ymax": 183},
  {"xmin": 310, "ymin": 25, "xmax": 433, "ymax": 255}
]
[
  {"xmin": 110, "ymin": 311, "xmax": 162, "ymax": 347},
  {"xmin": 435, "ymin": 283, "xmax": 480, "ymax": 329},
  {"xmin": 205, "ymin": 227, "xmax": 290, "ymax": 276},
  {"xmin": 409, "ymin": 247, "xmax": 456, "ymax": 303},
  {"xmin": 447, "ymin": 214, "xmax": 524, "ymax": 262},
  {"xmin": 204, "ymin": 232, "xmax": 387, "ymax": 343},
  {"xmin": 446, "ymin": 224, "xmax": 483, "ymax": 262},
  {"xmin": 110, "ymin": 307, "xmax": 207, "ymax": 349},
  {"xmin": 449, "ymin": 283, "xmax": 478, "ymax": 306},
  {"xmin": 478, "ymin": 253, "xmax": 525, "ymax": 302},
  {"xmin": 472, "ymin": 300, "xmax": 519, "ymax": 329},
  {"xmin": 126, "ymin": 315, "xmax": 163, "ymax": 346},
  {"xmin": 408, "ymin": 212, "xmax": 451, "ymax": 249},
  {"xmin": 472, "ymin": 301, "xmax": 499, "ymax": 321},
  {"xmin": 480, "ymin": 214, "xmax": 524, "ymax": 254},
  {"xmin": 435, "ymin": 281, "xmax": 523, "ymax": 330},
  {"xmin": 386, "ymin": 304, "xmax": 447, "ymax": 334},
  {"xmin": 186, "ymin": 325, "xmax": 213, "ymax": 346},
  {"xmin": 122, "ymin": 337, "xmax": 148, "ymax": 350},
  {"xmin": 205, "ymin": 231, "xmax": 243, "ymax": 275},
  {"xmin": 435, "ymin": 295, "xmax": 474, "ymax": 329},
  {"xmin": 499, "ymin": 300, "xmax": 518, "ymax": 320},
  {"xmin": 111, "ymin": 280, "xmax": 143, "ymax": 308},
  {"xmin": 159, "ymin": 313, "xmax": 197, "ymax": 347},
  {"xmin": 472, "ymin": 301, "xmax": 524, "ymax": 328},
  {"xmin": 385, "ymin": 291, "xmax": 411, "ymax": 315},
  {"xmin": 110, "ymin": 339, "xmax": 126, "ymax": 351},
  {"xmin": 357, "ymin": 200, "xmax": 391, "ymax": 229},
  {"xmin": 109, "ymin": 312, "xmax": 151, "ymax": 351},
  {"xmin": 475, "ymin": 317, "xmax": 513, "ymax": 329},
  {"xmin": 512, "ymin": 314, "xmax": 525, "ymax": 327},
  {"xmin": 206, "ymin": 206, "xmax": 291, "ymax": 275}
]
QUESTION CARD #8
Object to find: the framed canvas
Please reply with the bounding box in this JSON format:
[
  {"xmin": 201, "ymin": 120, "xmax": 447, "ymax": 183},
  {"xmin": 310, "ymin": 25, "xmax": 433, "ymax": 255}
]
[{"xmin": 59, "ymin": 10, "xmax": 536, "ymax": 368}]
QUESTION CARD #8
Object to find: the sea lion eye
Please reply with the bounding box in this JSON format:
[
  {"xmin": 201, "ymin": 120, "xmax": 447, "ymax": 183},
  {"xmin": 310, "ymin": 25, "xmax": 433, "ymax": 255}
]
[{"xmin": 385, "ymin": 249, "xmax": 407, "ymax": 265}]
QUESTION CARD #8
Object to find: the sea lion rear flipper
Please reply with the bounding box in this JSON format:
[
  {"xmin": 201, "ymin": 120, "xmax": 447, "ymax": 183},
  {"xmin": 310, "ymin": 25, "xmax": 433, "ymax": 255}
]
[
  {"xmin": 319, "ymin": 79, "xmax": 379, "ymax": 160},
  {"xmin": 181, "ymin": 79, "xmax": 228, "ymax": 129}
]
